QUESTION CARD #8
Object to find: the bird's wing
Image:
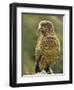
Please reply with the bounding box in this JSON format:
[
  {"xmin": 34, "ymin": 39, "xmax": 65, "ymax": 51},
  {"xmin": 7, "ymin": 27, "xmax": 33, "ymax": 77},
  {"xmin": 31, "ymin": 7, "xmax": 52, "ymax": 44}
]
[
  {"xmin": 35, "ymin": 48, "xmax": 41, "ymax": 61},
  {"xmin": 35, "ymin": 37, "xmax": 42, "ymax": 61}
]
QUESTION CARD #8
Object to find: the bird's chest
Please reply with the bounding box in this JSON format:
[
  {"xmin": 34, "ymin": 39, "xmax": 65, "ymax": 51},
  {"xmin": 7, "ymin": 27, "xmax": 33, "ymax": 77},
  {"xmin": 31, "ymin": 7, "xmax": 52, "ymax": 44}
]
[{"xmin": 40, "ymin": 37, "xmax": 56, "ymax": 52}]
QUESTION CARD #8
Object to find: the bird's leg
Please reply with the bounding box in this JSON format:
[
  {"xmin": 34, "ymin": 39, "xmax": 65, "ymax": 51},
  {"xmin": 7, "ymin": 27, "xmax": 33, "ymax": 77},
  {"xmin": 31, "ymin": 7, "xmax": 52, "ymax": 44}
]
[
  {"xmin": 45, "ymin": 66, "xmax": 50, "ymax": 74},
  {"xmin": 45, "ymin": 66, "xmax": 54, "ymax": 74},
  {"xmin": 45, "ymin": 67, "xmax": 49, "ymax": 74},
  {"xmin": 49, "ymin": 67, "xmax": 54, "ymax": 74}
]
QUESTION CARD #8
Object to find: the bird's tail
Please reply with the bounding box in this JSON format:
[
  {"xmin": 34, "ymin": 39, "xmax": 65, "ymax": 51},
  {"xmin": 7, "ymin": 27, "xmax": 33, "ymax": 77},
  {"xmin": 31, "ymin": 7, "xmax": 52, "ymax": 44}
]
[{"xmin": 35, "ymin": 61, "xmax": 41, "ymax": 73}]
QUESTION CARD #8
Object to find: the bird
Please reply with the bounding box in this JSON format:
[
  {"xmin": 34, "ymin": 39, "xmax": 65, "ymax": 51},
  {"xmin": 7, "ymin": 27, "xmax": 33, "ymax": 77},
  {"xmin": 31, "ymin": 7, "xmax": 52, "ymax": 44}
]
[{"xmin": 35, "ymin": 20, "xmax": 60, "ymax": 74}]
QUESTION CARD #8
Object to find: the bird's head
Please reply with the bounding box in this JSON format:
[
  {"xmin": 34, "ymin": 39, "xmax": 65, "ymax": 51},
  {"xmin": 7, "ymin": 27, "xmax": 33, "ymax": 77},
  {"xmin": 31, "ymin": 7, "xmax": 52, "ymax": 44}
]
[{"xmin": 38, "ymin": 20, "xmax": 54, "ymax": 36}]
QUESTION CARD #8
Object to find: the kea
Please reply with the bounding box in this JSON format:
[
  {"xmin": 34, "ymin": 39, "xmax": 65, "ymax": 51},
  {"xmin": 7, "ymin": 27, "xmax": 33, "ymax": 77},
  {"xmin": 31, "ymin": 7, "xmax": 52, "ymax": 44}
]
[{"xmin": 35, "ymin": 20, "xmax": 60, "ymax": 74}]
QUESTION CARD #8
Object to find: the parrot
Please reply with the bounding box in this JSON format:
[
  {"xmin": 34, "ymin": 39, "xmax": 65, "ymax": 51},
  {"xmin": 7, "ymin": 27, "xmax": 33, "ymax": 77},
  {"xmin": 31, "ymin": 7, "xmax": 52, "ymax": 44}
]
[{"xmin": 35, "ymin": 20, "xmax": 60, "ymax": 74}]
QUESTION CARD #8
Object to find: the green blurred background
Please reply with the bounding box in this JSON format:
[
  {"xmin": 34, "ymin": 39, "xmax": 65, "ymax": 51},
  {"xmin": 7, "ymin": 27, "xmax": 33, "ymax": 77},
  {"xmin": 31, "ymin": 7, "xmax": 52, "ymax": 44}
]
[{"xmin": 22, "ymin": 13, "xmax": 63, "ymax": 75}]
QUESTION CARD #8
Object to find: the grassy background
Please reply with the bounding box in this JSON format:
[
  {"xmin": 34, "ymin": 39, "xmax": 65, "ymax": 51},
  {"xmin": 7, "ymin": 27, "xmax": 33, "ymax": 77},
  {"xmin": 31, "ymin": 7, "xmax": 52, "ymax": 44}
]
[{"xmin": 22, "ymin": 13, "xmax": 63, "ymax": 75}]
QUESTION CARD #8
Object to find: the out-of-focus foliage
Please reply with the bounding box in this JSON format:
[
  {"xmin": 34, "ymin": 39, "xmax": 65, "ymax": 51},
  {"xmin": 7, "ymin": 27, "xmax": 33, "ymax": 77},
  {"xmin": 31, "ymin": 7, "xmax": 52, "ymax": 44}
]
[{"xmin": 22, "ymin": 14, "xmax": 63, "ymax": 75}]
